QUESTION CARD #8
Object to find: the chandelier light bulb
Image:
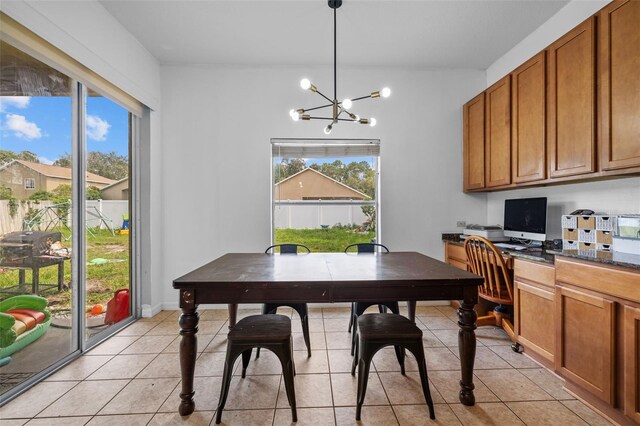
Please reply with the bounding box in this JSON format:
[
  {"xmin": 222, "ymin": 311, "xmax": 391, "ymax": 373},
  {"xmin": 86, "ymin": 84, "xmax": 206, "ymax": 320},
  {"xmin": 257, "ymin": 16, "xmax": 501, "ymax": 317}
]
[
  {"xmin": 291, "ymin": 110, "xmax": 300, "ymax": 122},
  {"xmin": 289, "ymin": 109, "xmax": 296, "ymax": 118},
  {"xmin": 381, "ymin": 87, "xmax": 391, "ymax": 98},
  {"xmin": 324, "ymin": 124, "xmax": 332, "ymax": 135},
  {"xmin": 352, "ymin": 115, "xmax": 360, "ymax": 123},
  {"xmin": 370, "ymin": 118, "xmax": 377, "ymax": 127},
  {"xmin": 342, "ymin": 99, "xmax": 353, "ymax": 109},
  {"xmin": 300, "ymin": 78, "xmax": 312, "ymax": 90}
]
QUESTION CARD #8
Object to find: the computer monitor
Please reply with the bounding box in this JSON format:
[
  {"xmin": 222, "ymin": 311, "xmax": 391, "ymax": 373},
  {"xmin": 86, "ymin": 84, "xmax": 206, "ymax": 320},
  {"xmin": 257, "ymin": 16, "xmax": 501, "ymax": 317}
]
[{"xmin": 503, "ymin": 197, "xmax": 547, "ymax": 241}]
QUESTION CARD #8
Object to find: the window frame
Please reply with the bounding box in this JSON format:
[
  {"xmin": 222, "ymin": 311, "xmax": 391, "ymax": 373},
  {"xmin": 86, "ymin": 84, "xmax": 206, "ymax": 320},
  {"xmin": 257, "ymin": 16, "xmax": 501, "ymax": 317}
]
[
  {"xmin": 270, "ymin": 138, "xmax": 382, "ymax": 248},
  {"xmin": 24, "ymin": 178, "xmax": 36, "ymax": 189}
]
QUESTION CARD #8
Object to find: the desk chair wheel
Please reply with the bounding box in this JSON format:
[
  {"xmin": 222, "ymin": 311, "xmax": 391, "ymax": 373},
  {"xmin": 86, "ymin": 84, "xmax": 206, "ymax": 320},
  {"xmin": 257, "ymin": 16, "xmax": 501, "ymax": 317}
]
[{"xmin": 511, "ymin": 343, "xmax": 522, "ymax": 353}]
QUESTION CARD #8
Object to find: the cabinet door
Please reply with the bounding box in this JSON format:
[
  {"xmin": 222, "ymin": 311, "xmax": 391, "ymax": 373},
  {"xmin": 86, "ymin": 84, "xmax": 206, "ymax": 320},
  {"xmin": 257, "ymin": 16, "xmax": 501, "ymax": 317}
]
[
  {"xmin": 555, "ymin": 285, "xmax": 615, "ymax": 404},
  {"xmin": 599, "ymin": 0, "xmax": 640, "ymax": 171},
  {"xmin": 547, "ymin": 18, "xmax": 596, "ymax": 178},
  {"xmin": 624, "ymin": 304, "xmax": 640, "ymax": 423},
  {"xmin": 512, "ymin": 52, "xmax": 546, "ymax": 183},
  {"xmin": 463, "ymin": 93, "xmax": 485, "ymax": 191},
  {"xmin": 515, "ymin": 280, "xmax": 554, "ymax": 365},
  {"xmin": 485, "ymin": 76, "xmax": 511, "ymax": 187}
]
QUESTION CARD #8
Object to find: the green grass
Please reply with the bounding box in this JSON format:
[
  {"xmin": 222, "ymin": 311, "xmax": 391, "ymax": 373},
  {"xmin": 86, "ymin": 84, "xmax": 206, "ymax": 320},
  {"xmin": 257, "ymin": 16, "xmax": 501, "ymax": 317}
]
[
  {"xmin": 274, "ymin": 227, "xmax": 376, "ymax": 252},
  {"xmin": 0, "ymin": 228, "xmax": 130, "ymax": 312}
]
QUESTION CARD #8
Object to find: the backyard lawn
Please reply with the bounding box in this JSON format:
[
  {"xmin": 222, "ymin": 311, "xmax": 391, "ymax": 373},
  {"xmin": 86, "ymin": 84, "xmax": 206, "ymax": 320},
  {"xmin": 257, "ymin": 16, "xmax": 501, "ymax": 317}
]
[
  {"xmin": 0, "ymin": 228, "xmax": 130, "ymax": 313},
  {"xmin": 274, "ymin": 227, "xmax": 376, "ymax": 252}
]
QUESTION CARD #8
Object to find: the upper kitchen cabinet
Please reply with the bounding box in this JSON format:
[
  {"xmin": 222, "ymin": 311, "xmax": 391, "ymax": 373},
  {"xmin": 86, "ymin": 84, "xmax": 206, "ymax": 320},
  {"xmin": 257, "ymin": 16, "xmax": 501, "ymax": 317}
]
[
  {"xmin": 484, "ymin": 76, "xmax": 512, "ymax": 188},
  {"xmin": 547, "ymin": 17, "xmax": 597, "ymax": 179},
  {"xmin": 511, "ymin": 52, "xmax": 547, "ymax": 183},
  {"xmin": 598, "ymin": 0, "xmax": 640, "ymax": 171},
  {"xmin": 463, "ymin": 93, "xmax": 485, "ymax": 191}
]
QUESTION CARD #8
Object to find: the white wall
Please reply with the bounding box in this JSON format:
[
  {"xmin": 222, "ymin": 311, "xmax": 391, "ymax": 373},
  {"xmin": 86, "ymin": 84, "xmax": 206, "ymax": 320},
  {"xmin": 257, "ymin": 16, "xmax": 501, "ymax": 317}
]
[
  {"xmin": 160, "ymin": 65, "xmax": 487, "ymax": 308},
  {"xmin": 487, "ymin": 178, "xmax": 640, "ymax": 240},
  {"xmin": 484, "ymin": 0, "xmax": 639, "ymax": 239}
]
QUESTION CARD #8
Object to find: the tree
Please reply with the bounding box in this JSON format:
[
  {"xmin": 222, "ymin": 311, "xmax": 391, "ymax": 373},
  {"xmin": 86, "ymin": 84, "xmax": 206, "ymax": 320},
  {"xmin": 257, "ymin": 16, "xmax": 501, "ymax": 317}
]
[
  {"xmin": 54, "ymin": 151, "xmax": 128, "ymax": 180},
  {"xmin": 0, "ymin": 149, "xmax": 40, "ymax": 165},
  {"xmin": 53, "ymin": 154, "xmax": 71, "ymax": 168},
  {"xmin": 29, "ymin": 190, "xmax": 53, "ymax": 201},
  {"xmin": 86, "ymin": 186, "xmax": 102, "ymax": 200},
  {"xmin": 51, "ymin": 184, "xmax": 72, "ymax": 201},
  {"xmin": 274, "ymin": 158, "xmax": 306, "ymax": 183}
]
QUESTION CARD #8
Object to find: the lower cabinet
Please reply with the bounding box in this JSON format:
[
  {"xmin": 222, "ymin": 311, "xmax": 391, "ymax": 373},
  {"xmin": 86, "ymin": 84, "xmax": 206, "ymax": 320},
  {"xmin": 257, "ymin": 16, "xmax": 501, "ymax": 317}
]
[
  {"xmin": 556, "ymin": 256, "xmax": 640, "ymax": 424},
  {"xmin": 624, "ymin": 305, "xmax": 640, "ymax": 423},
  {"xmin": 555, "ymin": 285, "xmax": 615, "ymax": 404},
  {"xmin": 514, "ymin": 259, "xmax": 556, "ymax": 367},
  {"xmin": 444, "ymin": 241, "xmax": 468, "ymax": 271}
]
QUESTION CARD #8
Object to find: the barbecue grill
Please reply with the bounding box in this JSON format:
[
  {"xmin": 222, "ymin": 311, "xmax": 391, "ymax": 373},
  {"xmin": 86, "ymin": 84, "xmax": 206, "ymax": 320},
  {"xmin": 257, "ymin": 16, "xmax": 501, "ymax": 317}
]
[{"xmin": 0, "ymin": 231, "xmax": 68, "ymax": 295}]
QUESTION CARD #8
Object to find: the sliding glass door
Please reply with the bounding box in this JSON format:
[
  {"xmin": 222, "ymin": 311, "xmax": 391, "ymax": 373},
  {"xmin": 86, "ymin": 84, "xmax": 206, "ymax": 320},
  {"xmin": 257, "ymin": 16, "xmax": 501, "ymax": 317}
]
[
  {"xmin": 0, "ymin": 40, "xmax": 77, "ymax": 396},
  {"xmin": 0, "ymin": 38, "xmax": 138, "ymax": 400}
]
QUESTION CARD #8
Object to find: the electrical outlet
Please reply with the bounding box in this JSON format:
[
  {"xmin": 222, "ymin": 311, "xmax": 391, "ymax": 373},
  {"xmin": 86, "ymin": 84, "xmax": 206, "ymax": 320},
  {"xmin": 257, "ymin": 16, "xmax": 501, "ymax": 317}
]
[{"xmin": 456, "ymin": 221, "xmax": 466, "ymax": 228}]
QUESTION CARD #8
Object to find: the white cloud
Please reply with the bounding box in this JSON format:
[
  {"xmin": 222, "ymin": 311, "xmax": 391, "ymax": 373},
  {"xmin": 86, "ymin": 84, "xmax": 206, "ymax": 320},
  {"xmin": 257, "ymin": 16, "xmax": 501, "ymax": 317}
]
[
  {"xmin": 0, "ymin": 96, "xmax": 31, "ymax": 112},
  {"xmin": 38, "ymin": 156, "xmax": 54, "ymax": 165},
  {"xmin": 86, "ymin": 114, "xmax": 110, "ymax": 141},
  {"xmin": 5, "ymin": 114, "xmax": 42, "ymax": 140}
]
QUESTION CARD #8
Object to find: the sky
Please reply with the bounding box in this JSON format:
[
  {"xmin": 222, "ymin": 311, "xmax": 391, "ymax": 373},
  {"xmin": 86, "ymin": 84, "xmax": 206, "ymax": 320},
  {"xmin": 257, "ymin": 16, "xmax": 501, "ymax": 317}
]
[{"xmin": 0, "ymin": 95, "xmax": 129, "ymax": 164}]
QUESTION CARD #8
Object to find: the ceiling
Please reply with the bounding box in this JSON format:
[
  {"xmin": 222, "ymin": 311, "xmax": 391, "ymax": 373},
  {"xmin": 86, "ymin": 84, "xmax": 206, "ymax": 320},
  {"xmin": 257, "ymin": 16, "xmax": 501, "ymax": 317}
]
[{"xmin": 100, "ymin": 0, "xmax": 569, "ymax": 69}]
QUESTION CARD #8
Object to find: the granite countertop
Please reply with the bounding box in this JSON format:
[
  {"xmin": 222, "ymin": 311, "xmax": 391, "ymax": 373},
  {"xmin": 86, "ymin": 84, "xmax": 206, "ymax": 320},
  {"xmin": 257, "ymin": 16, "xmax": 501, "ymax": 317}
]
[{"xmin": 442, "ymin": 233, "xmax": 640, "ymax": 270}]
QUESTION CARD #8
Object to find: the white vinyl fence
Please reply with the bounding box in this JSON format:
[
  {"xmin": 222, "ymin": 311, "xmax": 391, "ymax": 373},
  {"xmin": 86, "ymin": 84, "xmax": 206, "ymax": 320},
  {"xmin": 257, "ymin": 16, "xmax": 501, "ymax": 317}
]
[
  {"xmin": 273, "ymin": 200, "xmax": 373, "ymax": 229},
  {"xmin": 0, "ymin": 200, "xmax": 55, "ymax": 235},
  {"xmin": 86, "ymin": 200, "xmax": 129, "ymax": 229},
  {"xmin": 0, "ymin": 199, "xmax": 128, "ymax": 235}
]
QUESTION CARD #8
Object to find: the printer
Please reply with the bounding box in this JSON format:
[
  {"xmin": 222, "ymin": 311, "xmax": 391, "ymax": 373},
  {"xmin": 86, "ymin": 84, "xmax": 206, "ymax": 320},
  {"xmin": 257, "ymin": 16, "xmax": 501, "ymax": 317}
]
[{"xmin": 462, "ymin": 225, "xmax": 509, "ymax": 242}]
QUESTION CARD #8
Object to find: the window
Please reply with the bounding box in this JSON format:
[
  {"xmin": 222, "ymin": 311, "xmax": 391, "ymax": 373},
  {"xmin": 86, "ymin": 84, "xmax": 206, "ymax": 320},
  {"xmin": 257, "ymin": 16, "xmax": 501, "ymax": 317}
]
[
  {"xmin": 271, "ymin": 139, "xmax": 380, "ymax": 252},
  {"xmin": 24, "ymin": 178, "xmax": 35, "ymax": 189}
]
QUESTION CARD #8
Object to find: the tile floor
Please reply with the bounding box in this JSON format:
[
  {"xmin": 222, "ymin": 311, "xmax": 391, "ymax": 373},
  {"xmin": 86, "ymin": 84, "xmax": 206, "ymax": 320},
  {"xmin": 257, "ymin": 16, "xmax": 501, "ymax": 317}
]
[{"xmin": 0, "ymin": 306, "xmax": 614, "ymax": 425}]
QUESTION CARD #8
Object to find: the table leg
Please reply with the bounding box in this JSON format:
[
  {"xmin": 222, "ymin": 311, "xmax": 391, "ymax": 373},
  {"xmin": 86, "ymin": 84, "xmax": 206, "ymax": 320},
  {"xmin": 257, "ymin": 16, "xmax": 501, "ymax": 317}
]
[
  {"xmin": 407, "ymin": 301, "xmax": 416, "ymax": 322},
  {"xmin": 33, "ymin": 268, "xmax": 39, "ymax": 294},
  {"xmin": 179, "ymin": 301, "xmax": 199, "ymax": 416},
  {"xmin": 18, "ymin": 270, "xmax": 26, "ymax": 291},
  {"xmin": 457, "ymin": 300, "xmax": 477, "ymax": 406},
  {"xmin": 58, "ymin": 261, "xmax": 64, "ymax": 291},
  {"xmin": 228, "ymin": 303, "xmax": 238, "ymax": 329}
]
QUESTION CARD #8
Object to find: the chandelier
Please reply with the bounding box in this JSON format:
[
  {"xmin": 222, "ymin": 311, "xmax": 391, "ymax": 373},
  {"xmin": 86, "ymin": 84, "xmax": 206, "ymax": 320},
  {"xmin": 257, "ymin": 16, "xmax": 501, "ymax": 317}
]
[{"xmin": 289, "ymin": 0, "xmax": 391, "ymax": 134}]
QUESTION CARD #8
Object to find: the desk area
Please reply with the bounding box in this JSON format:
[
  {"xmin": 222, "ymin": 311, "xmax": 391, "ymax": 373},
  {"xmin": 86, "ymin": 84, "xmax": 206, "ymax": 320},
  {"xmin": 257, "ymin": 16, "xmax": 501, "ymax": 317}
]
[{"xmin": 442, "ymin": 234, "xmax": 640, "ymax": 425}]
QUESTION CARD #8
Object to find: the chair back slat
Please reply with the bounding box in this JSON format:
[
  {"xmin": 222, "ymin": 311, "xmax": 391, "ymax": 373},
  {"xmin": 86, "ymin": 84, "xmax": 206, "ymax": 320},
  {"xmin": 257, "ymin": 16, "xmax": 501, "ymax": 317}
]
[
  {"xmin": 463, "ymin": 236, "xmax": 514, "ymax": 304},
  {"xmin": 265, "ymin": 244, "xmax": 311, "ymax": 254},
  {"xmin": 344, "ymin": 243, "xmax": 390, "ymax": 254}
]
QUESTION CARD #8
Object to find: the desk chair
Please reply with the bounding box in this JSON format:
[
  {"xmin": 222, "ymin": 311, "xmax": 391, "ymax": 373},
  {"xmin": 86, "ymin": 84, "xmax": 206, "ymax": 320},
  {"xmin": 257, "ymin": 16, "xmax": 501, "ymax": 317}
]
[
  {"xmin": 257, "ymin": 244, "xmax": 311, "ymax": 358},
  {"xmin": 463, "ymin": 236, "xmax": 520, "ymax": 351},
  {"xmin": 344, "ymin": 243, "xmax": 400, "ymax": 355}
]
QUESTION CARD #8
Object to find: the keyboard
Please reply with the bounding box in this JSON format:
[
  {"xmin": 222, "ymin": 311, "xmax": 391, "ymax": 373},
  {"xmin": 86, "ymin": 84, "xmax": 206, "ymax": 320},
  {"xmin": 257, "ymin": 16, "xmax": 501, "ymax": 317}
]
[{"xmin": 494, "ymin": 243, "xmax": 527, "ymax": 251}]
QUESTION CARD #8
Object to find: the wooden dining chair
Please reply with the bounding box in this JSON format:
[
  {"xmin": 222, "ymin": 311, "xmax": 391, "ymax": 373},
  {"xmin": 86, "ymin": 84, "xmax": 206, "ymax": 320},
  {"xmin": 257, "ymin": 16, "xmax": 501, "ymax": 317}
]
[
  {"xmin": 463, "ymin": 236, "xmax": 520, "ymax": 351},
  {"xmin": 257, "ymin": 244, "xmax": 312, "ymax": 358},
  {"xmin": 344, "ymin": 243, "xmax": 401, "ymax": 355}
]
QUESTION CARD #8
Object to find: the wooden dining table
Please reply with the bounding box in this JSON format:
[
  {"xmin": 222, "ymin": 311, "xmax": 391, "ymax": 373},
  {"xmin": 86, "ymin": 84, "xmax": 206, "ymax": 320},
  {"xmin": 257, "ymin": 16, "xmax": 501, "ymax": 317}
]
[{"xmin": 173, "ymin": 251, "xmax": 483, "ymax": 415}]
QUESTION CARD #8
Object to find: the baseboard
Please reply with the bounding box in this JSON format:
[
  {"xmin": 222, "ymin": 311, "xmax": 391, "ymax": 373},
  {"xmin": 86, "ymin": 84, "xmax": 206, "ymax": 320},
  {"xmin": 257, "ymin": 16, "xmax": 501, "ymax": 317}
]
[{"xmin": 141, "ymin": 303, "xmax": 163, "ymax": 318}]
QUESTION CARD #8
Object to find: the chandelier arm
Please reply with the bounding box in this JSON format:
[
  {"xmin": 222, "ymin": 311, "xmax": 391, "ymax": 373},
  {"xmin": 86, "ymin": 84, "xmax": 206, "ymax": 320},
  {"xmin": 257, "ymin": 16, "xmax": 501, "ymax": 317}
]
[
  {"xmin": 313, "ymin": 88, "xmax": 334, "ymax": 104},
  {"xmin": 351, "ymin": 94, "xmax": 375, "ymax": 102},
  {"xmin": 303, "ymin": 103, "xmax": 334, "ymax": 113},
  {"xmin": 308, "ymin": 116, "xmax": 356, "ymax": 122}
]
